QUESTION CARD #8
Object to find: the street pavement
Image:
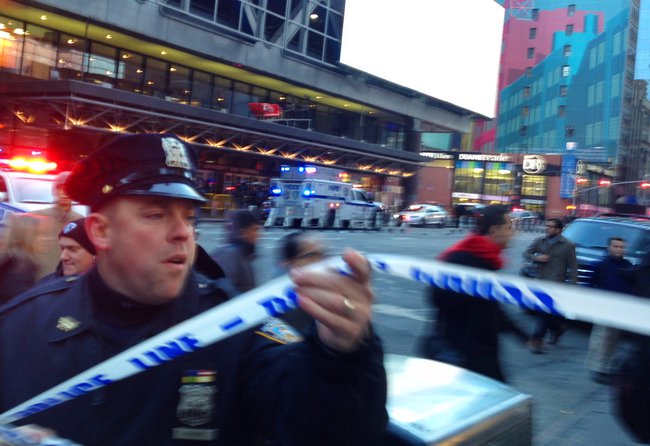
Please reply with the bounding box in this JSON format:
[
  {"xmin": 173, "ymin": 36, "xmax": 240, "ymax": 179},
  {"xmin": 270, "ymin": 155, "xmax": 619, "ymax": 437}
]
[{"xmin": 198, "ymin": 220, "xmax": 640, "ymax": 445}]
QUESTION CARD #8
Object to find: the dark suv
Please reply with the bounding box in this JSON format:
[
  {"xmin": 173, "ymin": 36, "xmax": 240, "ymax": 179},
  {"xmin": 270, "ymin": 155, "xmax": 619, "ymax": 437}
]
[{"xmin": 562, "ymin": 216, "xmax": 650, "ymax": 286}]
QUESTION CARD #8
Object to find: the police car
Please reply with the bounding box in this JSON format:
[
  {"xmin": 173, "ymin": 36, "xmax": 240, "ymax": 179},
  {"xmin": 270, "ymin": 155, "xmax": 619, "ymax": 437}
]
[{"xmin": 0, "ymin": 158, "xmax": 85, "ymax": 228}]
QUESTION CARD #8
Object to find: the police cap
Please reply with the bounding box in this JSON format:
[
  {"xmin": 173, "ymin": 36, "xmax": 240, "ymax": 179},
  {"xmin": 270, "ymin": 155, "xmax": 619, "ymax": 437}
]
[{"xmin": 65, "ymin": 133, "xmax": 206, "ymax": 209}]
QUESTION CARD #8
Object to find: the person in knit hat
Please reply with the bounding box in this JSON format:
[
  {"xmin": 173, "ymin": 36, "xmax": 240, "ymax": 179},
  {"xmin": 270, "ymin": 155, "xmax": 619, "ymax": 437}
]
[
  {"xmin": 31, "ymin": 171, "xmax": 84, "ymax": 279},
  {"xmin": 57, "ymin": 218, "xmax": 95, "ymax": 277}
]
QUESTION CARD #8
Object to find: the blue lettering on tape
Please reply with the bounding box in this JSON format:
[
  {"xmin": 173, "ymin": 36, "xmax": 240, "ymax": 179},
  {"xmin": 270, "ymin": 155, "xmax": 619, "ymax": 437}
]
[
  {"xmin": 258, "ymin": 289, "xmax": 299, "ymax": 317},
  {"xmin": 220, "ymin": 316, "xmax": 244, "ymax": 331},
  {"xmin": 128, "ymin": 334, "xmax": 201, "ymax": 371},
  {"xmin": 408, "ymin": 266, "xmax": 564, "ymax": 317},
  {"xmin": 9, "ymin": 374, "xmax": 113, "ymax": 419},
  {"xmin": 372, "ymin": 259, "xmax": 390, "ymax": 272}
]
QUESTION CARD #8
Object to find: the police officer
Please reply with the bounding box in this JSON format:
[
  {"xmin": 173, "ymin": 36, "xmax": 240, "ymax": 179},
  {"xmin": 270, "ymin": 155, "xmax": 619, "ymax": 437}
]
[{"xmin": 0, "ymin": 133, "xmax": 387, "ymax": 445}]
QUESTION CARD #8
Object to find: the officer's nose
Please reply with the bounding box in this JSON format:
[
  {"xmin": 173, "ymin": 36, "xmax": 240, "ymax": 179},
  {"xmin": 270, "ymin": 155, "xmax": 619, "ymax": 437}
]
[{"xmin": 168, "ymin": 210, "xmax": 193, "ymax": 242}]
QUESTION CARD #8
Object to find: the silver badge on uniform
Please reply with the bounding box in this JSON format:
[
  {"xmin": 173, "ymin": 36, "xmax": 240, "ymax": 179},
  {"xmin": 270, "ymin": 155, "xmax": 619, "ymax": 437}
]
[
  {"xmin": 161, "ymin": 137, "xmax": 191, "ymax": 169},
  {"xmin": 173, "ymin": 370, "xmax": 219, "ymax": 441}
]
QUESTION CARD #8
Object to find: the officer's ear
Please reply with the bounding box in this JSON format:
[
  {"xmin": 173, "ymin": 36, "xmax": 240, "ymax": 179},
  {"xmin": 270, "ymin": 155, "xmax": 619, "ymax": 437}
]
[{"xmin": 85, "ymin": 213, "xmax": 110, "ymax": 252}]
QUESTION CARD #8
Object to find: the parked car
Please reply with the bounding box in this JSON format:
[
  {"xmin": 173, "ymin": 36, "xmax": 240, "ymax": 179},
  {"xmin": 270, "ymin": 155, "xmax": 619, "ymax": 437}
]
[
  {"xmin": 393, "ymin": 204, "xmax": 448, "ymax": 227},
  {"xmin": 510, "ymin": 210, "xmax": 538, "ymax": 222},
  {"xmin": 510, "ymin": 210, "xmax": 540, "ymax": 231},
  {"xmin": 562, "ymin": 216, "xmax": 650, "ymax": 286}
]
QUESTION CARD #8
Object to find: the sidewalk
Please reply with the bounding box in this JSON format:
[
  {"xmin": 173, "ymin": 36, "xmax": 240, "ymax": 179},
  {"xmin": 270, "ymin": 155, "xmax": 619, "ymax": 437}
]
[{"xmin": 501, "ymin": 307, "xmax": 638, "ymax": 446}]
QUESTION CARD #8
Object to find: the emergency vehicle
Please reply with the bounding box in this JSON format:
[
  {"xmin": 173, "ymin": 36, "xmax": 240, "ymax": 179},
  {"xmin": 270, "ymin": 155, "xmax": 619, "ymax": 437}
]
[
  {"xmin": 0, "ymin": 157, "xmax": 85, "ymax": 228},
  {"xmin": 264, "ymin": 165, "xmax": 384, "ymax": 229}
]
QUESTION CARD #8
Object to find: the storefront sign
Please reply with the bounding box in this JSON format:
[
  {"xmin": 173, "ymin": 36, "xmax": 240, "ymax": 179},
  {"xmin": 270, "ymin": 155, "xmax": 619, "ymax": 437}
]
[
  {"xmin": 522, "ymin": 155, "xmax": 546, "ymax": 174},
  {"xmin": 458, "ymin": 153, "xmax": 512, "ymax": 162},
  {"xmin": 420, "ymin": 152, "xmax": 454, "ymax": 160},
  {"xmin": 452, "ymin": 192, "xmax": 481, "ymax": 199},
  {"xmin": 560, "ymin": 155, "xmax": 577, "ymax": 198}
]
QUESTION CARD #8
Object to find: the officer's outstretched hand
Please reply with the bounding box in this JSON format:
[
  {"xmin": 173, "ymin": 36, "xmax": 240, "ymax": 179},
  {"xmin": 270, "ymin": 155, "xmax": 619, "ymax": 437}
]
[{"xmin": 291, "ymin": 249, "xmax": 373, "ymax": 353}]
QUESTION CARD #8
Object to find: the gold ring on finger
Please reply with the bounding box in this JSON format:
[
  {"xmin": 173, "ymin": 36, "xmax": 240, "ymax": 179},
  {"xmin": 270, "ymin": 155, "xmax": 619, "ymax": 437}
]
[{"xmin": 342, "ymin": 296, "xmax": 356, "ymax": 311}]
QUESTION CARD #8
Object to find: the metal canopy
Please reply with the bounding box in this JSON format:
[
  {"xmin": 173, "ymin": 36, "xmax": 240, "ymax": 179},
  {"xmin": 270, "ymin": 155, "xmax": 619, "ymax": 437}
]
[{"xmin": 0, "ymin": 81, "xmax": 427, "ymax": 177}]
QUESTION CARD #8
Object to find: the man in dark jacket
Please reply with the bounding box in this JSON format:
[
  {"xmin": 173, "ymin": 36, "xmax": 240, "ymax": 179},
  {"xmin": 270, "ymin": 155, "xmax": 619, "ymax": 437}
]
[
  {"xmin": 0, "ymin": 133, "xmax": 387, "ymax": 446},
  {"xmin": 585, "ymin": 237, "xmax": 633, "ymax": 384},
  {"xmin": 524, "ymin": 218, "xmax": 577, "ymax": 353},
  {"xmin": 613, "ymin": 250, "xmax": 650, "ymax": 443},
  {"xmin": 426, "ymin": 205, "xmax": 528, "ymax": 382},
  {"xmin": 210, "ymin": 209, "xmax": 259, "ymax": 293}
]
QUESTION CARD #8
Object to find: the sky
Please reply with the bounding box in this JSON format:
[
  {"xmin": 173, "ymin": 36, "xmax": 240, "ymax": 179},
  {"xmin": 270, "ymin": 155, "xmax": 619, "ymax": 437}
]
[{"xmin": 340, "ymin": 0, "xmax": 505, "ymax": 118}]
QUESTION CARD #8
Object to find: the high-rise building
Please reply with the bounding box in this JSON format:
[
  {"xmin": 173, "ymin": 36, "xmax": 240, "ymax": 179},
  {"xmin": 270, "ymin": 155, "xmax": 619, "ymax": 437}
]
[
  {"xmin": 0, "ymin": 0, "xmax": 481, "ymax": 213},
  {"xmin": 471, "ymin": 0, "xmax": 650, "ymax": 211}
]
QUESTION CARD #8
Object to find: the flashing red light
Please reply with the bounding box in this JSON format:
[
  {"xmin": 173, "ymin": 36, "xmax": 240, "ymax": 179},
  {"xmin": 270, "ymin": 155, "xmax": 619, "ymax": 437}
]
[
  {"xmin": 575, "ymin": 177, "xmax": 589, "ymax": 184},
  {"xmin": 225, "ymin": 186, "xmax": 236, "ymax": 191},
  {"xmin": 7, "ymin": 157, "xmax": 57, "ymax": 174},
  {"xmin": 598, "ymin": 179, "xmax": 611, "ymax": 187},
  {"xmin": 641, "ymin": 182, "xmax": 650, "ymax": 189}
]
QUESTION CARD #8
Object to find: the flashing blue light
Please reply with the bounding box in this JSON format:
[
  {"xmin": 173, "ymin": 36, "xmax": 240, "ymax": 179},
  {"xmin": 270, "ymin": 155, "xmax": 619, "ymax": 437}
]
[
  {"xmin": 303, "ymin": 190, "xmax": 311, "ymax": 196},
  {"xmin": 298, "ymin": 166, "xmax": 305, "ymax": 173},
  {"xmin": 272, "ymin": 188, "xmax": 282, "ymax": 195},
  {"xmin": 280, "ymin": 166, "xmax": 290, "ymax": 172}
]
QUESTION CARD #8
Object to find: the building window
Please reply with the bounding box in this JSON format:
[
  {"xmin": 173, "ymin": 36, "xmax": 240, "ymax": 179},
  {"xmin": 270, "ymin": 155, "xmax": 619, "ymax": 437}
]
[
  {"xmin": 85, "ymin": 42, "xmax": 117, "ymax": 87},
  {"xmin": 527, "ymin": 47, "xmax": 534, "ymax": 59},
  {"xmin": 21, "ymin": 23, "xmax": 58, "ymax": 80},
  {"xmin": 521, "ymin": 175, "xmax": 546, "ymax": 198},
  {"xmin": 559, "ymin": 85, "xmax": 568, "ymax": 97},
  {"xmin": 168, "ymin": 64, "xmax": 191, "ymax": 103},
  {"xmin": 561, "ymin": 65, "xmax": 570, "ymax": 77},
  {"xmin": 519, "ymin": 126, "xmax": 527, "ymax": 136},
  {"xmin": 521, "ymin": 106, "xmax": 529, "ymax": 117},
  {"xmin": 189, "ymin": 70, "xmax": 213, "ymax": 108},
  {"xmin": 453, "ymin": 161, "xmax": 484, "ymax": 195},
  {"xmin": 568, "ymin": 4, "xmax": 576, "ymax": 17},
  {"xmin": 558, "ymin": 105, "xmax": 566, "ymax": 117},
  {"xmin": 116, "ymin": 50, "xmax": 144, "ymax": 93},
  {"xmin": 566, "ymin": 24, "xmax": 573, "ymax": 36},
  {"xmin": 525, "ymin": 67, "xmax": 532, "ymax": 77},
  {"xmin": 563, "ymin": 44, "xmax": 571, "ymax": 57},
  {"xmin": 523, "ymin": 86, "xmax": 531, "ymax": 98},
  {"xmin": 531, "ymin": 9, "xmax": 539, "ymax": 21},
  {"xmin": 143, "ymin": 58, "xmax": 168, "ymax": 99},
  {"xmin": 529, "ymin": 28, "xmax": 537, "ymax": 39},
  {"xmin": 565, "ymin": 125, "xmax": 575, "ymax": 137},
  {"xmin": 56, "ymin": 34, "xmax": 85, "ymax": 81}
]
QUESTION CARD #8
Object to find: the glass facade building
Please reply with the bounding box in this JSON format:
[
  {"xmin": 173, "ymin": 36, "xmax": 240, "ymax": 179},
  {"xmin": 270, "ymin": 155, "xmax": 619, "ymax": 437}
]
[
  {"xmin": 474, "ymin": 0, "xmax": 650, "ymax": 211},
  {"xmin": 0, "ymin": 0, "xmax": 480, "ymax": 210}
]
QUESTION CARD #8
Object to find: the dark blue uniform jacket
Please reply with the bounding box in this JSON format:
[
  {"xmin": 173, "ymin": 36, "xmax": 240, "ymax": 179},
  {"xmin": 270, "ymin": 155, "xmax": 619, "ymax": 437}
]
[{"xmin": 0, "ymin": 268, "xmax": 387, "ymax": 445}]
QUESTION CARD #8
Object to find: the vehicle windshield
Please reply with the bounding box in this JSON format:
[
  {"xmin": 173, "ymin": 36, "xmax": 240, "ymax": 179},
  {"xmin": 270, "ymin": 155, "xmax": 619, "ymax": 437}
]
[
  {"xmin": 12, "ymin": 177, "xmax": 54, "ymax": 204},
  {"xmin": 563, "ymin": 220, "xmax": 650, "ymax": 257}
]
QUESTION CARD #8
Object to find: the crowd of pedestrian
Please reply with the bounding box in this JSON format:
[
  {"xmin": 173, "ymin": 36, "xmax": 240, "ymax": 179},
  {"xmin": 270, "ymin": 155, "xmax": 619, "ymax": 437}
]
[{"xmin": 2, "ymin": 134, "xmax": 650, "ymax": 444}]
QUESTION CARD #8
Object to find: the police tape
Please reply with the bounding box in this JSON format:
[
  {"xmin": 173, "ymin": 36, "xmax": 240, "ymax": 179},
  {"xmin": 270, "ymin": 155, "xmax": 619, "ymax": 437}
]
[{"xmin": 2, "ymin": 253, "xmax": 650, "ymax": 425}]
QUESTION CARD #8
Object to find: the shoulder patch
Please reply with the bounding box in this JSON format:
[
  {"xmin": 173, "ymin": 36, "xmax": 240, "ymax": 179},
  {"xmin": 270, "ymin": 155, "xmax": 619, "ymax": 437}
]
[{"xmin": 255, "ymin": 317, "xmax": 304, "ymax": 344}]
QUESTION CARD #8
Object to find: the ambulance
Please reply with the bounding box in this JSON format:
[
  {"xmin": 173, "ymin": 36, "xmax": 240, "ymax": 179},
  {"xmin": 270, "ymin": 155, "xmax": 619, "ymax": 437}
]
[{"xmin": 264, "ymin": 165, "xmax": 384, "ymax": 229}]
